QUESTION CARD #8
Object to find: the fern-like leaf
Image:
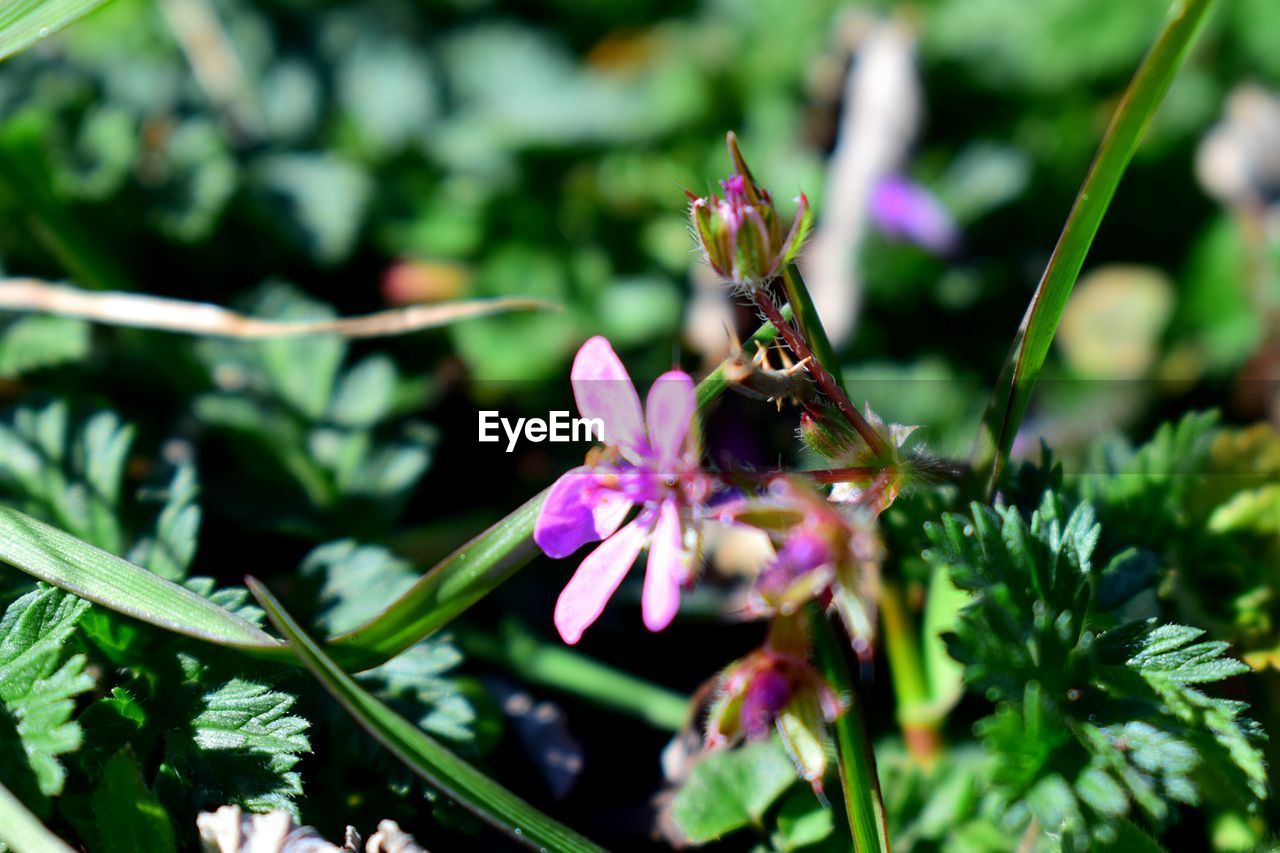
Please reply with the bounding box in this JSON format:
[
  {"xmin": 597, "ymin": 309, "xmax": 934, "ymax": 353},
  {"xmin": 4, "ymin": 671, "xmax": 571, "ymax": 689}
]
[{"xmin": 0, "ymin": 587, "xmax": 93, "ymax": 802}]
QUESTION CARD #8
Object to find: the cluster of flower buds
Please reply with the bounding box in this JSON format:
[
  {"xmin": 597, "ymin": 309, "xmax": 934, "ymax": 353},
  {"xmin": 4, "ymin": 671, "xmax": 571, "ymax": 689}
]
[
  {"xmin": 688, "ymin": 133, "xmax": 812, "ymax": 289},
  {"xmin": 704, "ymin": 614, "xmax": 844, "ymax": 789}
]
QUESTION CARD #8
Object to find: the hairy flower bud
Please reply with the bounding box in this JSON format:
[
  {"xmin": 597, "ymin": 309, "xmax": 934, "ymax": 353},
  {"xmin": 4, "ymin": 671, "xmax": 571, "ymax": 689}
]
[
  {"xmin": 704, "ymin": 615, "xmax": 844, "ymax": 788},
  {"xmin": 688, "ymin": 132, "xmax": 812, "ymax": 289}
]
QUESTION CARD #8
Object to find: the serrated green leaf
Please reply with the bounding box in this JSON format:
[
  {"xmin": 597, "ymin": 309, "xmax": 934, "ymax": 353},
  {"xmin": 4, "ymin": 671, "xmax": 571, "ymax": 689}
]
[
  {"xmin": 160, "ymin": 676, "xmax": 310, "ymax": 817},
  {"xmin": 0, "ymin": 402, "xmax": 132, "ymax": 553},
  {"xmin": 0, "ymin": 587, "xmax": 93, "ymax": 799},
  {"xmin": 127, "ymin": 461, "xmax": 201, "ymax": 582}
]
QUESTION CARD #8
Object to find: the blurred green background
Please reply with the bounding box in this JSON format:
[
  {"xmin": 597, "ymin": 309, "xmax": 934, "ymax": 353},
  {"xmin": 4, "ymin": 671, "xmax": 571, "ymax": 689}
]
[{"xmin": 1, "ymin": 0, "xmax": 1279, "ymax": 848}]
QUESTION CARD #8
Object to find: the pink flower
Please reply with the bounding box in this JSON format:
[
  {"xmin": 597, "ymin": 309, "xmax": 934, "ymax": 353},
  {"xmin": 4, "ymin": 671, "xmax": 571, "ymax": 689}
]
[{"xmin": 534, "ymin": 336, "xmax": 711, "ymax": 644}]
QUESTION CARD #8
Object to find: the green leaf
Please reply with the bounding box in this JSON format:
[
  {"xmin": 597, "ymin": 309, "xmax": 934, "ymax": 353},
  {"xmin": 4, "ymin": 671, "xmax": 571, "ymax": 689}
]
[
  {"xmin": 159, "ymin": 675, "xmax": 310, "ymax": 817},
  {"xmin": 0, "ymin": 316, "xmax": 91, "ymax": 378},
  {"xmin": 459, "ymin": 620, "xmax": 689, "ymax": 732},
  {"xmin": 0, "ymin": 587, "xmax": 93, "ymax": 800},
  {"xmin": 930, "ymin": 493, "xmax": 1266, "ymax": 843},
  {"xmin": 247, "ymin": 577, "xmax": 604, "ymax": 853},
  {"xmin": 670, "ymin": 738, "xmax": 797, "ymax": 845},
  {"xmin": 972, "ymin": 0, "xmax": 1221, "ymax": 491},
  {"xmin": 0, "ymin": 402, "xmax": 132, "ymax": 553},
  {"xmin": 0, "ymin": 505, "xmax": 281, "ymax": 652},
  {"xmin": 772, "ymin": 786, "xmax": 835, "ymax": 851},
  {"xmin": 0, "ymin": 779, "xmax": 74, "ymax": 853},
  {"xmin": 0, "ymin": 0, "xmax": 112, "ymax": 62},
  {"xmin": 89, "ymin": 750, "xmax": 176, "ymax": 853},
  {"xmin": 127, "ymin": 461, "xmax": 202, "ymax": 582}
]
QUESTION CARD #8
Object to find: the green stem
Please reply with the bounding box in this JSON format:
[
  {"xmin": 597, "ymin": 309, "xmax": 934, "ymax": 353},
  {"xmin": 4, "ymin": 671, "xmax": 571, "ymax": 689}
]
[
  {"xmin": 767, "ymin": 268, "xmax": 889, "ymax": 458},
  {"xmin": 695, "ymin": 303, "xmax": 792, "ymax": 411},
  {"xmin": 460, "ymin": 621, "xmax": 690, "ymax": 731},
  {"xmin": 811, "ymin": 606, "xmax": 890, "ymax": 853},
  {"xmin": 880, "ymin": 581, "xmax": 941, "ymax": 763},
  {"xmin": 972, "ymin": 0, "xmax": 1220, "ymax": 493}
]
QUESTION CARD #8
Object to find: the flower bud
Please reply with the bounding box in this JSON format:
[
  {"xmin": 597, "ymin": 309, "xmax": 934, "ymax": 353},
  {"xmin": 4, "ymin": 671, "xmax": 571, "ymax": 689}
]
[
  {"xmin": 688, "ymin": 132, "xmax": 812, "ymax": 289},
  {"xmin": 703, "ymin": 616, "xmax": 844, "ymax": 788}
]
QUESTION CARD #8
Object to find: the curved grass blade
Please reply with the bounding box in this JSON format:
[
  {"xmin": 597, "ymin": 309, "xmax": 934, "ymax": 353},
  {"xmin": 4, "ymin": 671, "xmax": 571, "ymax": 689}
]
[
  {"xmin": 0, "ymin": 279, "xmax": 554, "ymax": 339},
  {"xmin": 971, "ymin": 0, "xmax": 1220, "ymax": 493},
  {"xmin": 0, "ymin": 0, "xmax": 111, "ymax": 62},
  {"xmin": 327, "ymin": 492, "xmax": 545, "ymax": 667},
  {"xmin": 0, "ymin": 780, "xmax": 75, "ymax": 853},
  {"xmin": 0, "ymin": 506, "xmax": 281, "ymax": 651},
  {"xmin": 247, "ymin": 577, "xmax": 605, "ymax": 853}
]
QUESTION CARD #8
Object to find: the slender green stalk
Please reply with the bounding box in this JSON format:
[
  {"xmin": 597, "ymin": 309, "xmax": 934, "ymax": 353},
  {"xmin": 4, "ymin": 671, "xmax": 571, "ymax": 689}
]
[
  {"xmin": 460, "ymin": 621, "xmax": 690, "ymax": 731},
  {"xmin": 0, "ymin": 781, "xmax": 75, "ymax": 853},
  {"xmin": 250, "ymin": 578, "xmax": 605, "ymax": 853},
  {"xmin": 811, "ymin": 607, "xmax": 890, "ymax": 853},
  {"xmin": 774, "ymin": 267, "xmax": 888, "ymax": 458},
  {"xmin": 773, "ymin": 262, "xmax": 892, "ymax": 849},
  {"xmin": 972, "ymin": 0, "xmax": 1221, "ymax": 493},
  {"xmin": 879, "ymin": 581, "xmax": 940, "ymax": 763}
]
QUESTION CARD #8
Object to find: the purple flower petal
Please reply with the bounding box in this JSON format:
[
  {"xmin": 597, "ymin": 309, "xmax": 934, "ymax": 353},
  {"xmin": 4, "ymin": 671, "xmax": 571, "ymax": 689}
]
[
  {"xmin": 641, "ymin": 499, "xmax": 684, "ymax": 633},
  {"xmin": 645, "ymin": 370, "xmax": 695, "ymax": 469},
  {"xmin": 554, "ymin": 514, "xmax": 651, "ymax": 645},
  {"xmin": 535, "ymin": 468, "xmax": 624, "ymax": 558},
  {"xmin": 571, "ymin": 336, "xmax": 645, "ymax": 454}
]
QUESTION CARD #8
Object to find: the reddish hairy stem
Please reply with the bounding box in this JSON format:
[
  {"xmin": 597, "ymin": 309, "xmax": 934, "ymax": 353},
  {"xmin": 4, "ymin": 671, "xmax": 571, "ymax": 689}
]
[{"xmin": 751, "ymin": 290, "xmax": 890, "ymax": 458}]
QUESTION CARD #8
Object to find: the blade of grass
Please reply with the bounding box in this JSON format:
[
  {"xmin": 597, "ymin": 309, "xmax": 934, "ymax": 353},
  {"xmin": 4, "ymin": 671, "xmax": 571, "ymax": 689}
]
[
  {"xmin": 0, "ymin": 781, "xmax": 75, "ymax": 853},
  {"xmin": 0, "ymin": 505, "xmax": 281, "ymax": 651},
  {"xmin": 0, "ymin": 0, "xmax": 111, "ymax": 61},
  {"xmin": 459, "ymin": 620, "xmax": 690, "ymax": 731},
  {"xmin": 247, "ymin": 577, "xmax": 605, "ymax": 853},
  {"xmin": 971, "ymin": 0, "xmax": 1220, "ymax": 493},
  {"xmin": 327, "ymin": 491, "xmax": 545, "ymax": 666}
]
